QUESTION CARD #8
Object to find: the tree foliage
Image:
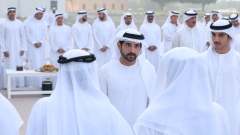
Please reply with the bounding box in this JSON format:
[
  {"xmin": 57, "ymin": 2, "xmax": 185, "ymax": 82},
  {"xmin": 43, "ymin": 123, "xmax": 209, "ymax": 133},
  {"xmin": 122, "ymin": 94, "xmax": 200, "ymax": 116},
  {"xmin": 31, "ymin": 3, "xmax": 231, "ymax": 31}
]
[
  {"xmin": 152, "ymin": 0, "xmax": 174, "ymax": 10},
  {"xmin": 152, "ymin": 0, "xmax": 217, "ymax": 11},
  {"xmin": 177, "ymin": 0, "xmax": 217, "ymax": 11}
]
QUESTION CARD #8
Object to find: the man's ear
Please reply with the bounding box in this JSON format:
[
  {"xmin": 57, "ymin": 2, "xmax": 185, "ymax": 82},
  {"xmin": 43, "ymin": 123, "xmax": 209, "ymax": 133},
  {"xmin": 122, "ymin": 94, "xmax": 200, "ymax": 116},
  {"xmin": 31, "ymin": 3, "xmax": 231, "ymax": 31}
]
[{"xmin": 117, "ymin": 42, "xmax": 121, "ymax": 50}]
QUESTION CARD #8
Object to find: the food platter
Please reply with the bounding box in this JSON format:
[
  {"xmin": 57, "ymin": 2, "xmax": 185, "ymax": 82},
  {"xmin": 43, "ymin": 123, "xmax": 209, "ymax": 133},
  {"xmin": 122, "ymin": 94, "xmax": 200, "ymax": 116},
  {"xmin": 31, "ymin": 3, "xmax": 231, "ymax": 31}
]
[
  {"xmin": 35, "ymin": 64, "xmax": 59, "ymax": 72},
  {"xmin": 34, "ymin": 69, "xmax": 58, "ymax": 73}
]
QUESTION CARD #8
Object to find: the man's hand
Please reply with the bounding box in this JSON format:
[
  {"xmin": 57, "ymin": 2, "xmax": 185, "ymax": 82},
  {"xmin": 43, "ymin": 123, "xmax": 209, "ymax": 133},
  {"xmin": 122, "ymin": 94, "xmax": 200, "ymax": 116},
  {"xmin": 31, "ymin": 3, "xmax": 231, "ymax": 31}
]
[
  {"xmin": 148, "ymin": 46, "xmax": 157, "ymax": 51},
  {"xmin": 100, "ymin": 46, "xmax": 108, "ymax": 52},
  {"xmin": 4, "ymin": 51, "xmax": 9, "ymax": 57},
  {"xmin": 34, "ymin": 42, "xmax": 42, "ymax": 48},
  {"xmin": 20, "ymin": 50, "xmax": 24, "ymax": 56},
  {"xmin": 174, "ymin": 22, "xmax": 178, "ymax": 27},
  {"xmin": 57, "ymin": 48, "xmax": 65, "ymax": 53},
  {"xmin": 82, "ymin": 48, "xmax": 89, "ymax": 51},
  {"xmin": 207, "ymin": 42, "xmax": 210, "ymax": 47}
]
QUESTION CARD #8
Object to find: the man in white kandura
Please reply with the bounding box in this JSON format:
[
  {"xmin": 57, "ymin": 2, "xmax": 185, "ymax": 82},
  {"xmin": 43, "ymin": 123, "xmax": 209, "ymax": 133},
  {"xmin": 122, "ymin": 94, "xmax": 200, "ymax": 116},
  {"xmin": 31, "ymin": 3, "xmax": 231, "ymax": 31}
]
[
  {"xmin": 206, "ymin": 10, "xmax": 222, "ymax": 28},
  {"xmin": 139, "ymin": 11, "xmax": 161, "ymax": 71},
  {"xmin": 98, "ymin": 29, "xmax": 156, "ymax": 127},
  {"xmin": 0, "ymin": 55, "xmax": 4, "ymax": 89},
  {"xmin": 0, "ymin": 7, "xmax": 27, "ymax": 87},
  {"xmin": 48, "ymin": 7, "xmax": 57, "ymax": 27},
  {"xmin": 229, "ymin": 13, "xmax": 240, "ymax": 35},
  {"xmin": 49, "ymin": 13, "xmax": 71, "ymax": 86},
  {"xmin": 92, "ymin": 8, "xmax": 116, "ymax": 68},
  {"xmin": 203, "ymin": 19, "xmax": 240, "ymax": 135},
  {"xmin": 205, "ymin": 10, "xmax": 222, "ymax": 45},
  {"xmin": 134, "ymin": 47, "xmax": 230, "ymax": 135},
  {"xmin": 202, "ymin": 13, "xmax": 210, "ymax": 28},
  {"xmin": 116, "ymin": 13, "xmax": 137, "ymax": 33},
  {"xmin": 24, "ymin": 8, "xmax": 48, "ymax": 87},
  {"xmin": 42, "ymin": 7, "xmax": 50, "ymax": 26},
  {"xmin": 26, "ymin": 49, "xmax": 135, "ymax": 135},
  {"xmin": 161, "ymin": 11, "xmax": 181, "ymax": 53},
  {"xmin": 172, "ymin": 9, "xmax": 207, "ymax": 53},
  {"xmin": 0, "ymin": 93, "xmax": 23, "ymax": 135},
  {"xmin": 72, "ymin": 11, "xmax": 93, "ymax": 52},
  {"xmin": 201, "ymin": 13, "xmax": 211, "ymax": 49}
]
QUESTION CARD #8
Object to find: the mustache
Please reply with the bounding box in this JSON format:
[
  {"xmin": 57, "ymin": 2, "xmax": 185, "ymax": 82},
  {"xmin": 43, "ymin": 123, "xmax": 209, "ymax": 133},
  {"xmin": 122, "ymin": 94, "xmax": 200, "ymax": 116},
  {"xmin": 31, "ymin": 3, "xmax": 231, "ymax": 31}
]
[{"xmin": 127, "ymin": 53, "xmax": 136, "ymax": 57}]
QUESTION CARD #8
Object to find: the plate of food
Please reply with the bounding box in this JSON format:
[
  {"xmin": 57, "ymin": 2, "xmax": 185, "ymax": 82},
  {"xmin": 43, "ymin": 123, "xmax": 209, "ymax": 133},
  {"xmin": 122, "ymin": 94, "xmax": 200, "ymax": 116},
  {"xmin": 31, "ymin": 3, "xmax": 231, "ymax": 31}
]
[{"xmin": 35, "ymin": 64, "xmax": 59, "ymax": 72}]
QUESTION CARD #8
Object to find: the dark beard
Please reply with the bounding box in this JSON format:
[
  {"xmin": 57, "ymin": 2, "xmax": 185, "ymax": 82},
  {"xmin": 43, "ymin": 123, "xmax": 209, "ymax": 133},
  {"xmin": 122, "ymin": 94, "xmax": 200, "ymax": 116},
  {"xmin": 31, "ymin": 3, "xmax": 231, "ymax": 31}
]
[
  {"xmin": 82, "ymin": 18, "xmax": 87, "ymax": 22},
  {"xmin": 120, "ymin": 49, "xmax": 137, "ymax": 62},
  {"xmin": 99, "ymin": 16, "xmax": 104, "ymax": 21}
]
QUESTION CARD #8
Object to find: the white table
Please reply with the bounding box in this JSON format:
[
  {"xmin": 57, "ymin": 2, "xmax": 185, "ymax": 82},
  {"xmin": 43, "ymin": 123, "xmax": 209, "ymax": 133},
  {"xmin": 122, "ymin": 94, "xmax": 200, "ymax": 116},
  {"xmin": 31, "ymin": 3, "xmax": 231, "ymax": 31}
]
[{"xmin": 6, "ymin": 69, "xmax": 58, "ymax": 99}]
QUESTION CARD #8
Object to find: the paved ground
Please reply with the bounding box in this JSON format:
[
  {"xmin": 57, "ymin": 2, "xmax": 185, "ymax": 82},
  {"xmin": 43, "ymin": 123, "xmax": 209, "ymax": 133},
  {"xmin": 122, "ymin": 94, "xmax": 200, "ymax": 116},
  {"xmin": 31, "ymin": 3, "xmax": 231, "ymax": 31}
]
[{"xmin": 0, "ymin": 12, "xmax": 199, "ymax": 135}]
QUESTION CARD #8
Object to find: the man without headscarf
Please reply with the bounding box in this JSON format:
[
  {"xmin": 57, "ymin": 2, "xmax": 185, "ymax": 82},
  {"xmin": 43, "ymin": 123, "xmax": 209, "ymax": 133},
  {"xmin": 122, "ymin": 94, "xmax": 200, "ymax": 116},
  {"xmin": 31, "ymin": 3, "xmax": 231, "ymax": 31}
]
[
  {"xmin": 92, "ymin": 8, "xmax": 116, "ymax": 68},
  {"xmin": 172, "ymin": 10, "xmax": 207, "ymax": 53},
  {"xmin": 26, "ymin": 49, "xmax": 135, "ymax": 135},
  {"xmin": 24, "ymin": 8, "xmax": 48, "ymax": 87},
  {"xmin": 162, "ymin": 11, "xmax": 181, "ymax": 52},
  {"xmin": 116, "ymin": 13, "xmax": 137, "ymax": 33},
  {"xmin": 203, "ymin": 19, "xmax": 240, "ymax": 135},
  {"xmin": 134, "ymin": 47, "xmax": 230, "ymax": 135},
  {"xmin": 139, "ymin": 11, "xmax": 161, "ymax": 71},
  {"xmin": 229, "ymin": 13, "xmax": 240, "ymax": 35},
  {"xmin": 49, "ymin": 13, "xmax": 71, "ymax": 86},
  {"xmin": 72, "ymin": 11, "xmax": 93, "ymax": 52},
  {"xmin": 0, "ymin": 7, "xmax": 27, "ymax": 87},
  {"xmin": 98, "ymin": 29, "xmax": 156, "ymax": 127}
]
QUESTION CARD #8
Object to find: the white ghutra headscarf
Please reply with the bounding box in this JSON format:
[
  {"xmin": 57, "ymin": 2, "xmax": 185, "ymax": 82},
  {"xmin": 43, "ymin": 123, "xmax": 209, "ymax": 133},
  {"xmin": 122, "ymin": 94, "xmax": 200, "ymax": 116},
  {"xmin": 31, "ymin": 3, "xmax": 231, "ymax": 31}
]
[{"xmin": 46, "ymin": 49, "xmax": 135, "ymax": 135}]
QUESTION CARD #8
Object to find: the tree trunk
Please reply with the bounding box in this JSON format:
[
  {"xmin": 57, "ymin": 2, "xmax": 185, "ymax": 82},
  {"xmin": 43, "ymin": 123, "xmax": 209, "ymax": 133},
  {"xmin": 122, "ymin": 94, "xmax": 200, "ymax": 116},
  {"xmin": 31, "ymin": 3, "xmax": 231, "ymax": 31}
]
[
  {"xmin": 160, "ymin": 1, "xmax": 165, "ymax": 11},
  {"xmin": 202, "ymin": 3, "xmax": 205, "ymax": 12}
]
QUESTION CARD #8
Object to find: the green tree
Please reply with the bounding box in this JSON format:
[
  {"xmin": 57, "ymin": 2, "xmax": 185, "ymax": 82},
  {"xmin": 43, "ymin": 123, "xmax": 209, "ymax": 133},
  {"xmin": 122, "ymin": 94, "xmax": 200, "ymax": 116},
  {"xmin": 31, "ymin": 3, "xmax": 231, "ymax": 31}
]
[
  {"xmin": 177, "ymin": 0, "xmax": 217, "ymax": 11},
  {"xmin": 152, "ymin": 0, "xmax": 173, "ymax": 11}
]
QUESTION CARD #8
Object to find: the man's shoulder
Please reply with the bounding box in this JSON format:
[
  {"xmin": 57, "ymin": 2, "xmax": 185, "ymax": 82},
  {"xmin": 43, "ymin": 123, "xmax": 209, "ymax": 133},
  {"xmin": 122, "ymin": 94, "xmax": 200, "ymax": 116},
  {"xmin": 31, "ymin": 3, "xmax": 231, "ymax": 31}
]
[
  {"xmin": 63, "ymin": 24, "xmax": 71, "ymax": 29},
  {"xmin": 233, "ymin": 50, "xmax": 240, "ymax": 59},
  {"xmin": 36, "ymin": 97, "xmax": 50, "ymax": 105},
  {"xmin": 153, "ymin": 23, "xmax": 160, "ymax": 28},
  {"xmin": 116, "ymin": 25, "xmax": 122, "ymax": 30},
  {"xmin": 176, "ymin": 26, "xmax": 185, "ymax": 32},
  {"xmin": 138, "ymin": 58, "xmax": 155, "ymax": 70},
  {"xmin": 202, "ymin": 50, "xmax": 208, "ymax": 56},
  {"xmin": 100, "ymin": 60, "xmax": 118, "ymax": 70}
]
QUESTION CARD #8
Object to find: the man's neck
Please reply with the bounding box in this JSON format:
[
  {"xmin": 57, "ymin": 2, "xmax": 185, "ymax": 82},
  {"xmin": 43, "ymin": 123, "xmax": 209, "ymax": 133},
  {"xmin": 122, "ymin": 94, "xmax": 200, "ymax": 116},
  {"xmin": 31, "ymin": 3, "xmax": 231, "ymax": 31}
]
[
  {"xmin": 79, "ymin": 19, "xmax": 84, "ymax": 24},
  {"xmin": 119, "ymin": 57, "xmax": 136, "ymax": 66},
  {"xmin": 9, "ymin": 18, "xmax": 15, "ymax": 21},
  {"xmin": 57, "ymin": 24, "xmax": 63, "ymax": 26},
  {"xmin": 101, "ymin": 19, "xmax": 106, "ymax": 21},
  {"xmin": 215, "ymin": 45, "xmax": 230, "ymax": 54}
]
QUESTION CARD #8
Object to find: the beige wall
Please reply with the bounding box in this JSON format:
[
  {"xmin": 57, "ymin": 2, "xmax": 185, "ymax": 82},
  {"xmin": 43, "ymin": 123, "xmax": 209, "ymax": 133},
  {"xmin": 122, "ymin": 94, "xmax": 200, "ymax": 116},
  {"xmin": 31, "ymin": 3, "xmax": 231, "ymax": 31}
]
[
  {"xmin": 0, "ymin": 0, "xmax": 67, "ymax": 18},
  {"xmin": 66, "ymin": 0, "xmax": 128, "ymax": 12}
]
